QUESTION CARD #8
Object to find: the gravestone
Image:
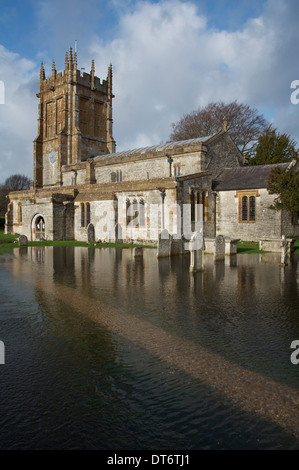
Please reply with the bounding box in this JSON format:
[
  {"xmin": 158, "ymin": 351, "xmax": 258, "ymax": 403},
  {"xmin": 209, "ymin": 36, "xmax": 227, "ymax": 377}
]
[
  {"xmin": 214, "ymin": 235, "xmax": 225, "ymax": 262},
  {"xmin": 157, "ymin": 229, "xmax": 171, "ymax": 258},
  {"xmin": 18, "ymin": 235, "xmax": 28, "ymax": 246},
  {"xmin": 225, "ymin": 238, "xmax": 239, "ymax": 256},
  {"xmin": 189, "ymin": 230, "xmax": 204, "ymax": 272},
  {"xmin": 280, "ymin": 235, "xmax": 288, "ymax": 266},
  {"xmin": 171, "ymin": 237, "xmax": 183, "ymax": 256},
  {"xmin": 87, "ymin": 223, "xmax": 95, "ymax": 243},
  {"xmin": 115, "ymin": 223, "xmax": 122, "ymax": 242}
]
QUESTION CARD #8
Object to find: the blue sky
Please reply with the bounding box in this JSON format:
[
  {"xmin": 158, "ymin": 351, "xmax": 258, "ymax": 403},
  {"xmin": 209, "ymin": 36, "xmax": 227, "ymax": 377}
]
[
  {"xmin": 0, "ymin": 0, "xmax": 298, "ymax": 180},
  {"xmin": 0, "ymin": 1, "xmax": 268, "ymax": 65}
]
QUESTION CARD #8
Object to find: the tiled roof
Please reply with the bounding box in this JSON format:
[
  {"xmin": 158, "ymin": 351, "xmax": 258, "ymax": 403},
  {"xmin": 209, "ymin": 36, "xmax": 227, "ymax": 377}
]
[{"xmin": 213, "ymin": 162, "xmax": 291, "ymax": 191}]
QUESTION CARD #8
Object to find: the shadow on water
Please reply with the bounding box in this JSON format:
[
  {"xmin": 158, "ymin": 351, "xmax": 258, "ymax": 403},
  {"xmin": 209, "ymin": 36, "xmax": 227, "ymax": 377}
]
[{"xmin": 0, "ymin": 246, "xmax": 299, "ymax": 449}]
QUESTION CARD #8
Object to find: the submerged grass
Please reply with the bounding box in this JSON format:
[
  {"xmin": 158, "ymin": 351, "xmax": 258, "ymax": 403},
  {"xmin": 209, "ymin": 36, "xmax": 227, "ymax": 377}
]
[
  {"xmin": 0, "ymin": 230, "xmax": 155, "ymax": 254},
  {"xmin": 236, "ymin": 241, "xmax": 264, "ymax": 254},
  {"xmin": 238, "ymin": 240, "xmax": 299, "ymax": 254},
  {"xmin": 0, "ymin": 230, "xmax": 298, "ymax": 255}
]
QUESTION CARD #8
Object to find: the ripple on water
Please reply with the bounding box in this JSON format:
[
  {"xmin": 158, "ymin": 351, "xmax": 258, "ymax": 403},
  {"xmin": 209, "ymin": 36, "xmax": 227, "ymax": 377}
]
[{"xmin": 0, "ymin": 248, "xmax": 299, "ymax": 449}]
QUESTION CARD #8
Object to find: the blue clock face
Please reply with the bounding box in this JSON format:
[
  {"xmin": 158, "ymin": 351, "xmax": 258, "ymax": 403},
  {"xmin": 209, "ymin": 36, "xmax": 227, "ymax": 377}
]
[{"xmin": 50, "ymin": 151, "xmax": 57, "ymax": 163}]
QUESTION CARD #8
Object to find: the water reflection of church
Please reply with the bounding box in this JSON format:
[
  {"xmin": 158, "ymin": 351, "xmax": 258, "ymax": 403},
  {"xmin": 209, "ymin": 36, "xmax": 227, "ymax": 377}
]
[{"xmin": 5, "ymin": 49, "xmax": 299, "ymax": 249}]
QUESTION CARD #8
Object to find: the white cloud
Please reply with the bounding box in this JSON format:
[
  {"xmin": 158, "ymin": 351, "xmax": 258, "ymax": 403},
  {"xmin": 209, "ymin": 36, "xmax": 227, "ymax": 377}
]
[
  {"xmin": 88, "ymin": 0, "xmax": 299, "ymax": 152},
  {"xmin": 0, "ymin": 45, "xmax": 38, "ymax": 181},
  {"xmin": 1, "ymin": 0, "xmax": 299, "ymax": 181}
]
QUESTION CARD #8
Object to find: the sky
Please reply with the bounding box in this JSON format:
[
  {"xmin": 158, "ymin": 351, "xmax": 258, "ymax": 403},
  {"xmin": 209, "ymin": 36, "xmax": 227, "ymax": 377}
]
[{"xmin": 0, "ymin": 0, "xmax": 299, "ymax": 181}]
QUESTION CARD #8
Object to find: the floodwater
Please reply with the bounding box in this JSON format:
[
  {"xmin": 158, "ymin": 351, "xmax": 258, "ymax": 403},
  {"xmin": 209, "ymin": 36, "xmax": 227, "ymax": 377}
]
[{"xmin": 0, "ymin": 246, "xmax": 299, "ymax": 450}]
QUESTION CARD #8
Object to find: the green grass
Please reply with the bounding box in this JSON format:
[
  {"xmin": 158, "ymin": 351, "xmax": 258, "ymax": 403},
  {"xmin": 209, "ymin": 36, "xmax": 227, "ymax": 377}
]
[
  {"xmin": 237, "ymin": 240, "xmax": 265, "ymax": 254},
  {"xmin": 238, "ymin": 240, "xmax": 299, "ymax": 254},
  {"xmin": 0, "ymin": 230, "xmax": 298, "ymax": 255},
  {"xmin": 0, "ymin": 231, "xmax": 19, "ymax": 244},
  {"xmin": 0, "ymin": 230, "xmax": 155, "ymax": 254},
  {"xmin": 0, "ymin": 231, "xmax": 19, "ymax": 253}
]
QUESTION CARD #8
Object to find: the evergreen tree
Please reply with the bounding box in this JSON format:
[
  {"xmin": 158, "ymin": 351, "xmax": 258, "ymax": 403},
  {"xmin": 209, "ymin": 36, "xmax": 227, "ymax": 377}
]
[
  {"xmin": 250, "ymin": 126, "xmax": 299, "ymax": 165},
  {"xmin": 267, "ymin": 165, "xmax": 299, "ymax": 218}
]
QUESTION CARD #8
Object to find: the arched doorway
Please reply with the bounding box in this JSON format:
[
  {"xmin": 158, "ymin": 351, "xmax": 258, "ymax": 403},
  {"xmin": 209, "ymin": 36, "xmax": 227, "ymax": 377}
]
[{"xmin": 35, "ymin": 216, "xmax": 45, "ymax": 240}]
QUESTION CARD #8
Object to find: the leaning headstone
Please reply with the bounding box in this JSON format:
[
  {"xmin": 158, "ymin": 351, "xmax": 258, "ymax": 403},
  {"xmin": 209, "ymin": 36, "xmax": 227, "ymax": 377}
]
[
  {"xmin": 157, "ymin": 229, "xmax": 171, "ymax": 258},
  {"xmin": 87, "ymin": 223, "xmax": 95, "ymax": 243},
  {"xmin": 18, "ymin": 235, "xmax": 28, "ymax": 246},
  {"xmin": 189, "ymin": 230, "xmax": 204, "ymax": 272},
  {"xmin": 214, "ymin": 235, "xmax": 225, "ymax": 262}
]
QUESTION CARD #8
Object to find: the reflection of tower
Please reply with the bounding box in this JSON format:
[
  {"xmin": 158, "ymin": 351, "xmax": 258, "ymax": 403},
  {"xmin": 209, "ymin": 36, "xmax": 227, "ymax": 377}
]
[{"xmin": 34, "ymin": 48, "xmax": 116, "ymax": 188}]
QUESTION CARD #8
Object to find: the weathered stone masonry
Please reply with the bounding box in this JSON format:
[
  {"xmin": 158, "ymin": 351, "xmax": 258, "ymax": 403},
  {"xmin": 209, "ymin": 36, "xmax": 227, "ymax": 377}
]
[{"xmin": 5, "ymin": 50, "xmax": 299, "ymax": 249}]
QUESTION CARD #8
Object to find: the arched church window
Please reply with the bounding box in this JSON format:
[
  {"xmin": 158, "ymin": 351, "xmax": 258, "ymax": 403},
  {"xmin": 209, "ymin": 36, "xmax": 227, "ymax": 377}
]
[
  {"xmin": 132, "ymin": 199, "xmax": 139, "ymax": 227},
  {"xmin": 126, "ymin": 199, "xmax": 131, "ymax": 226},
  {"xmin": 18, "ymin": 203, "xmax": 22, "ymax": 223},
  {"xmin": 115, "ymin": 170, "xmax": 123, "ymax": 182},
  {"xmin": 81, "ymin": 203, "xmax": 85, "ymax": 227},
  {"xmin": 81, "ymin": 202, "xmax": 91, "ymax": 227},
  {"xmin": 86, "ymin": 202, "xmax": 91, "ymax": 226},
  {"xmin": 139, "ymin": 199, "xmax": 145, "ymax": 227}
]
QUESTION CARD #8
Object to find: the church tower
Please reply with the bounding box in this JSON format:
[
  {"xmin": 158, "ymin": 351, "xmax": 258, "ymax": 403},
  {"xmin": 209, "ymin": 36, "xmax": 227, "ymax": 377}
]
[{"xmin": 34, "ymin": 47, "xmax": 116, "ymax": 187}]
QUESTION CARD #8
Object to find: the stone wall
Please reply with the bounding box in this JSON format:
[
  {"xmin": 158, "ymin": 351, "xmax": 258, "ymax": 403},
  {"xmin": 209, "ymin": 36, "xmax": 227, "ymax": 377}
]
[
  {"xmin": 205, "ymin": 132, "xmax": 243, "ymax": 170},
  {"xmin": 281, "ymin": 210, "xmax": 299, "ymax": 238},
  {"xmin": 8, "ymin": 196, "xmax": 54, "ymax": 240},
  {"xmin": 62, "ymin": 150, "xmax": 204, "ymax": 186},
  {"xmin": 53, "ymin": 202, "xmax": 74, "ymax": 240},
  {"xmin": 216, "ymin": 188, "xmax": 282, "ymax": 240},
  {"xmin": 74, "ymin": 187, "xmax": 179, "ymax": 243},
  {"xmin": 42, "ymin": 140, "xmax": 60, "ymax": 186}
]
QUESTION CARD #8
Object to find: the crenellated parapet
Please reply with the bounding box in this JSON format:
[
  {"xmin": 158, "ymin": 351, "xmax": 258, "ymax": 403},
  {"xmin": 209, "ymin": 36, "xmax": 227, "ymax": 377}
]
[{"xmin": 38, "ymin": 47, "xmax": 113, "ymax": 96}]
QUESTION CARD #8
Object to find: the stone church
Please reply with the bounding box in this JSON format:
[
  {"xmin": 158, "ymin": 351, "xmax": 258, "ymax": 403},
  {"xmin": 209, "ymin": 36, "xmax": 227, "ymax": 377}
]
[{"xmin": 5, "ymin": 49, "xmax": 299, "ymax": 249}]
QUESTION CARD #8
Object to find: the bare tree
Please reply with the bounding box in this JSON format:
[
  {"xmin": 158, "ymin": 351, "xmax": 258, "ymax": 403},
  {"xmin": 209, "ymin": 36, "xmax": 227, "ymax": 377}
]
[
  {"xmin": 3, "ymin": 174, "xmax": 32, "ymax": 191},
  {"xmin": 170, "ymin": 100, "xmax": 268, "ymax": 157},
  {"xmin": 0, "ymin": 174, "xmax": 32, "ymax": 216}
]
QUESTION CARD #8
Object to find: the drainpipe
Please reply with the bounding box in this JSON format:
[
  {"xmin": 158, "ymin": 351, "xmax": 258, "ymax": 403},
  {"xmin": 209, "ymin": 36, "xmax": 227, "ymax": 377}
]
[
  {"xmin": 158, "ymin": 188, "xmax": 166, "ymax": 230},
  {"xmin": 167, "ymin": 155, "xmax": 173, "ymax": 177},
  {"xmin": 212, "ymin": 191, "xmax": 217, "ymax": 238}
]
